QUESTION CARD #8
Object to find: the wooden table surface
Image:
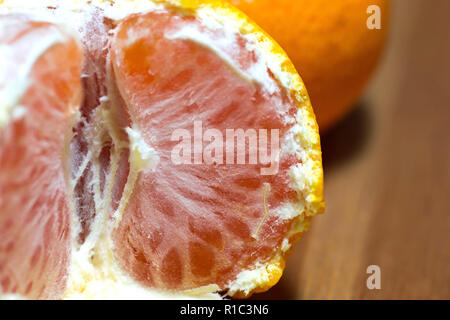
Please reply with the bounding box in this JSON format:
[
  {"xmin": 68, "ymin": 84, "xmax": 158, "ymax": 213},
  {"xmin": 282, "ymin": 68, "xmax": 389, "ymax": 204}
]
[{"xmin": 255, "ymin": 0, "xmax": 450, "ymax": 299}]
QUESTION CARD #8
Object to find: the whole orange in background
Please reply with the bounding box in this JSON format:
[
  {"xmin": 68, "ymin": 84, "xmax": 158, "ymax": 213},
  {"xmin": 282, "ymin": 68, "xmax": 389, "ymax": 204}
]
[{"xmin": 230, "ymin": 0, "xmax": 389, "ymax": 131}]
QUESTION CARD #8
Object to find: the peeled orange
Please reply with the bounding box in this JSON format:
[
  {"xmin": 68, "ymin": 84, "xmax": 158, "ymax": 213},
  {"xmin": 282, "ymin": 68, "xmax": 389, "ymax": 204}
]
[
  {"xmin": 230, "ymin": 0, "xmax": 389, "ymax": 131},
  {"xmin": 0, "ymin": 0, "xmax": 324, "ymax": 299}
]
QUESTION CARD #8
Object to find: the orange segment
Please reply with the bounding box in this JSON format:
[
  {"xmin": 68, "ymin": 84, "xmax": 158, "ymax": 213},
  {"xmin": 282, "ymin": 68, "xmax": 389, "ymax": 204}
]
[
  {"xmin": 0, "ymin": 14, "xmax": 82, "ymax": 298},
  {"xmin": 111, "ymin": 10, "xmax": 304, "ymax": 291}
]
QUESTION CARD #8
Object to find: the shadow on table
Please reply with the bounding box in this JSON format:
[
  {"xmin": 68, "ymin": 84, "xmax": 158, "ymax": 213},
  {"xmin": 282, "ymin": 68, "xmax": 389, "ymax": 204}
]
[
  {"xmin": 248, "ymin": 280, "xmax": 294, "ymax": 300},
  {"xmin": 321, "ymin": 101, "xmax": 373, "ymax": 173}
]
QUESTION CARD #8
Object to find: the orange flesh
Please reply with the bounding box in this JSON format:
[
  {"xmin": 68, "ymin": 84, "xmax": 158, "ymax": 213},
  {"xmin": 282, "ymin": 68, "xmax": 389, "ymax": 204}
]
[
  {"xmin": 0, "ymin": 15, "xmax": 82, "ymax": 298},
  {"xmin": 111, "ymin": 11, "xmax": 301, "ymax": 290},
  {"xmin": 0, "ymin": 6, "xmax": 309, "ymax": 297}
]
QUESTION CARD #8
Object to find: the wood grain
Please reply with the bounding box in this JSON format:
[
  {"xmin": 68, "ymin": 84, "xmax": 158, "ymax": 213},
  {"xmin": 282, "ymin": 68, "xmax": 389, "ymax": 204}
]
[{"xmin": 254, "ymin": 0, "xmax": 450, "ymax": 299}]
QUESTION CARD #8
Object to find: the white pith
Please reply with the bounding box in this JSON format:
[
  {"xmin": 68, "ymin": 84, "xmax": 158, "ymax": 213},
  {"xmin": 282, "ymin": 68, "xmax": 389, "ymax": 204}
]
[{"xmin": 0, "ymin": 0, "xmax": 318, "ymax": 300}]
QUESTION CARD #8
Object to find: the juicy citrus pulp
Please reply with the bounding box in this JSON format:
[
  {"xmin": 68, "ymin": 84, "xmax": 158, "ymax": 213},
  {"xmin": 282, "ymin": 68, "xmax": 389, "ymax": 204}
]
[
  {"xmin": 0, "ymin": 13, "xmax": 82, "ymax": 298},
  {"xmin": 0, "ymin": 0, "xmax": 323, "ymax": 299}
]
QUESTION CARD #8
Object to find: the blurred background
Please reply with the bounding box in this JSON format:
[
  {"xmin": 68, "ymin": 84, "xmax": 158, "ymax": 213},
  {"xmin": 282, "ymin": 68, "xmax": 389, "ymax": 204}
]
[{"xmin": 248, "ymin": 0, "xmax": 450, "ymax": 299}]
